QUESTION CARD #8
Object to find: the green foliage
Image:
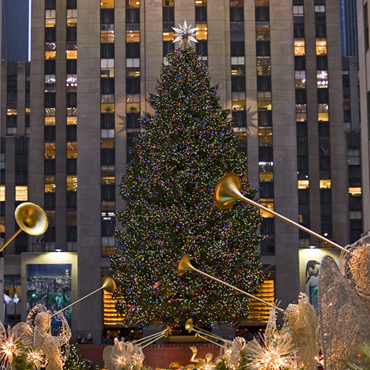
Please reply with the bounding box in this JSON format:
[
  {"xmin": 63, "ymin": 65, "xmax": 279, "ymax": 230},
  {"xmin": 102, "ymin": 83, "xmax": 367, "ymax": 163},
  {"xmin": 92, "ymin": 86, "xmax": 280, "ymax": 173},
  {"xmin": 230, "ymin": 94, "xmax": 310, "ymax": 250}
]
[
  {"xmin": 111, "ymin": 47, "xmax": 265, "ymax": 327},
  {"xmin": 62, "ymin": 340, "xmax": 86, "ymax": 370},
  {"xmin": 11, "ymin": 342, "xmax": 36, "ymax": 370},
  {"xmin": 339, "ymin": 342, "xmax": 370, "ymax": 370}
]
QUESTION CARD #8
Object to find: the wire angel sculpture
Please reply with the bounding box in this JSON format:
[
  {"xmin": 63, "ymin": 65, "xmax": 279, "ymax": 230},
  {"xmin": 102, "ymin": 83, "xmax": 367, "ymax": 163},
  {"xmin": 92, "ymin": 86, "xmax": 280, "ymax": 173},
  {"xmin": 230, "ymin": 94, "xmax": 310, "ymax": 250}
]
[
  {"xmin": 318, "ymin": 243, "xmax": 370, "ymax": 370},
  {"xmin": 103, "ymin": 338, "xmax": 145, "ymax": 370},
  {"xmin": 0, "ymin": 304, "xmax": 71, "ymax": 370},
  {"xmin": 284, "ymin": 294, "xmax": 318, "ymax": 370}
]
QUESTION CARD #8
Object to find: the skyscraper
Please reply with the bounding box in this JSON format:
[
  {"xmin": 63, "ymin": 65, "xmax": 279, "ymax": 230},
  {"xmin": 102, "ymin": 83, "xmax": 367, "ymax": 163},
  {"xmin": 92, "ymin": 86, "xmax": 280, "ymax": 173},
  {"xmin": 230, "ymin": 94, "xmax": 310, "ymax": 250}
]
[{"xmin": 1, "ymin": 0, "xmax": 355, "ymax": 341}]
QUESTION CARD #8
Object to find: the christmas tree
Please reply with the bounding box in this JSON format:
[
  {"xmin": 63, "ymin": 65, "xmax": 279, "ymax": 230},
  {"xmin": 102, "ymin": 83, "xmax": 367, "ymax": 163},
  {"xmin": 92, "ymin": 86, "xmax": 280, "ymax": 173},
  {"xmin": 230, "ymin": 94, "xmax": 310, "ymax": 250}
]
[{"xmin": 111, "ymin": 46, "xmax": 265, "ymax": 327}]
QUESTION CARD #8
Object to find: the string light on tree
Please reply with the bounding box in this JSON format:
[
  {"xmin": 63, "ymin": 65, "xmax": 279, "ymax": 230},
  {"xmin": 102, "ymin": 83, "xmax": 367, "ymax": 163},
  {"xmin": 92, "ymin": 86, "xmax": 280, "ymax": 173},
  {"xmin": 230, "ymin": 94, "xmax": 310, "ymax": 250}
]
[{"xmin": 111, "ymin": 46, "xmax": 265, "ymax": 327}]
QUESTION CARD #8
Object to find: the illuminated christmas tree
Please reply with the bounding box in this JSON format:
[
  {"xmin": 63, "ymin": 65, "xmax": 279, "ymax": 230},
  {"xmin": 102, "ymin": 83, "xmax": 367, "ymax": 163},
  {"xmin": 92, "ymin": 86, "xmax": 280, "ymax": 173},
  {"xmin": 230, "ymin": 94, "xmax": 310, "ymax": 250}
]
[{"xmin": 111, "ymin": 47, "xmax": 265, "ymax": 327}]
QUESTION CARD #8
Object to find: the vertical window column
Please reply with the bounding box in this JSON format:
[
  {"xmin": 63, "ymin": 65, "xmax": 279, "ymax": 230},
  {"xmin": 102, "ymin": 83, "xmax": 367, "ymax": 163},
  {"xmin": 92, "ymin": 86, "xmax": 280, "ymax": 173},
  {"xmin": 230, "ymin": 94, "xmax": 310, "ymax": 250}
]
[
  {"xmin": 255, "ymin": 0, "xmax": 274, "ymax": 254},
  {"xmin": 101, "ymin": 0, "xmax": 117, "ymax": 256},
  {"xmin": 195, "ymin": 0, "xmax": 207, "ymax": 59},
  {"xmin": 163, "ymin": 0, "xmax": 175, "ymax": 59},
  {"xmin": 44, "ymin": 1, "xmax": 56, "ymax": 248}
]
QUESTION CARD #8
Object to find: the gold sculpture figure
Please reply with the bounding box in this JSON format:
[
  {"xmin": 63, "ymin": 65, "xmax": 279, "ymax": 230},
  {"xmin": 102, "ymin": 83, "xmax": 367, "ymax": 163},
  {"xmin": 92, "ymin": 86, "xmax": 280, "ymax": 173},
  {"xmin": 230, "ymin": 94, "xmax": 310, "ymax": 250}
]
[{"xmin": 33, "ymin": 311, "xmax": 71, "ymax": 370}]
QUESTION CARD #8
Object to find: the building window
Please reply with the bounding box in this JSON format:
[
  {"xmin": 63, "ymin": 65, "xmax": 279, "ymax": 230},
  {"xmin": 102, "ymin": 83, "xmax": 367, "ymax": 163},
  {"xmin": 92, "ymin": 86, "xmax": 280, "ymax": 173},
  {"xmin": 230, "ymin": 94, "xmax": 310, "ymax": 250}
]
[
  {"xmin": 15, "ymin": 186, "xmax": 28, "ymax": 201},
  {"xmin": 365, "ymin": 3, "xmax": 369, "ymax": 51},
  {"xmin": 316, "ymin": 39, "xmax": 327, "ymax": 55}
]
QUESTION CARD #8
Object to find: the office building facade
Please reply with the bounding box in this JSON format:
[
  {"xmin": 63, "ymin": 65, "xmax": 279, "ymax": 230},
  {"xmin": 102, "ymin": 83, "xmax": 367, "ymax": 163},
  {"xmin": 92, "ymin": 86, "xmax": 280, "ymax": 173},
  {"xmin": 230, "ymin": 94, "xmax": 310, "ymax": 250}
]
[{"xmin": 1, "ymin": 0, "xmax": 356, "ymax": 341}]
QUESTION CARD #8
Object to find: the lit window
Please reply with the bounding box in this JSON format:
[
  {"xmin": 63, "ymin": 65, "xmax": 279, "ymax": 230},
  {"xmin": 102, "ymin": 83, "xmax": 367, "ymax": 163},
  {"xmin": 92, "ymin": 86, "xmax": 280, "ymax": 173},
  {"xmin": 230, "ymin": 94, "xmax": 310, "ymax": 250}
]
[
  {"xmin": 259, "ymin": 198, "xmax": 274, "ymax": 218},
  {"xmin": 315, "ymin": 5, "xmax": 325, "ymax": 12},
  {"xmin": 259, "ymin": 172, "xmax": 273, "ymax": 182},
  {"xmin": 163, "ymin": 0, "xmax": 174, "ymax": 5},
  {"xmin": 259, "ymin": 161, "xmax": 273, "ymax": 182},
  {"xmin": 102, "ymin": 166, "xmax": 115, "ymax": 184},
  {"xmin": 195, "ymin": 24, "xmax": 207, "ymax": 40},
  {"xmin": 256, "ymin": 22, "xmax": 270, "ymax": 41},
  {"xmin": 256, "ymin": 57, "xmax": 271, "ymax": 76},
  {"xmin": 45, "ymin": 51, "xmax": 56, "ymax": 60},
  {"xmin": 296, "ymin": 104, "xmax": 307, "ymax": 121},
  {"xmin": 257, "ymin": 92, "xmax": 271, "ymax": 110},
  {"xmin": 101, "ymin": 0, "xmax": 115, "ymax": 8},
  {"xmin": 127, "ymin": 0, "xmax": 140, "ymax": 7},
  {"xmin": 67, "ymin": 142, "xmax": 77, "ymax": 158},
  {"xmin": 349, "ymin": 187, "xmax": 361, "ymax": 195},
  {"xmin": 294, "ymin": 39, "xmax": 305, "ymax": 55},
  {"xmin": 232, "ymin": 99, "xmax": 246, "ymax": 111},
  {"xmin": 298, "ymin": 180, "xmax": 309, "ymax": 189},
  {"xmin": 15, "ymin": 186, "xmax": 28, "ymax": 201},
  {"xmin": 67, "ymin": 116, "xmax": 77, "ymax": 125},
  {"xmin": 101, "ymin": 59, "xmax": 115, "ymax": 78},
  {"xmin": 317, "ymin": 70, "xmax": 328, "ymax": 88},
  {"xmin": 195, "ymin": 0, "xmax": 207, "ymax": 5},
  {"xmin": 316, "ymin": 39, "xmax": 327, "ymax": 55},
  {"xmin": 0, "ymin": 186, "xmax": 5, "ymax": 201},
  {"xmin": 101, "ymin": 30, "xmax": 115, "ymax": 43},
  {"xmin": 101, "ymin": 104, "xmax": 115, "ymax": 113},
  {"xmin": 45, "ymin": 143, "xmax": 56, "ymax": 159},
  {"xmin": 127, "ymin": 68, "xmax": 140, "ymax": 77},
  {"xmin": 318, "ymin": 104, "xmax": 329, "ymax": 121},
  {"xmin": 258, "ymin": 128, "xmax": 273, "ymax": 146},
  {"xmin": 163, "ymin": 32, "xmax": 174, "ymax": 41},
  {"xmin": 231, "ymin": 65, "xmax": 245, "ymax": 76},
  {"xmin": 126, "ymin": 30, "xmax": 140, "ymax": 42},
  {"xmin": 45, "ymin": 10, "xmax": 56, "ymax": 26},
  {"xmin": 45, "ymin": 117, "xmax": 55, "ymax": 125},
  {"xmin": 295, "ymin": 70, "xmax": 306, "ymax": 88},
  {"xmin": 67, "ymin": 176, "xmax": 78, "ymax": 192},
  {"xmin": 66, "ymin": 50, "xmax": 77, "ymax": 59},
  {"xmin": 67, "ymin": 9, "xmax": 77, "ymax": 26},
  {"xmin": 101, "ymin": 138, "xmax": 115, "ymax": 149},
  {"xmin": 320, "ymin": 179, "xmax": 331, "ymax": 188},
  {"xmin": 45, "ymin": 176, "xmax": 56, "ymax": 193},
  {"xmin": 7, "ymin": 109, "xmax": 17, "ymax": 116},
  {"xmin": 235, "ymin": 131, "xmax": 247, "ymax": 146}
]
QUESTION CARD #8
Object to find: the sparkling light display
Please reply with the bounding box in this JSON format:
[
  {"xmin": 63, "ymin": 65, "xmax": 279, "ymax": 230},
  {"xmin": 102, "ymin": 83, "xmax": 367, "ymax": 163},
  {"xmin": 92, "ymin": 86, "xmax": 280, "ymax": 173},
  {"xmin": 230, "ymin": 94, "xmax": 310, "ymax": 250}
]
[
  {"xmin": 111, "ymin": 47, "xmax": 265, "ymax": 327},
  {"xmin": 172, "ymin": 21, "xmax": 198, "ymax": 48}
]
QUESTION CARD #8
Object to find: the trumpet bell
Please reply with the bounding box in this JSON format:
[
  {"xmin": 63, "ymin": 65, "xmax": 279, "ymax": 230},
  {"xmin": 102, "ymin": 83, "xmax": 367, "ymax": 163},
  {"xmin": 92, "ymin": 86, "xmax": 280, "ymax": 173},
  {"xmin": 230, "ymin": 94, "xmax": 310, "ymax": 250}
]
[
  {"xmin": 185, "ymin": 318, "xmax": 194, "ymax": 332},
  {"xmin": 101, "ymin": 276, "xmax": 117, "ymax": 294},
  {"xmin": 214, "ymin": 173, "xmax": 242, "ymax": 210},
  {"xmin": 177, "ymin": 255, "xmax": 194, "ymax": 276},
  {"xmin": 15, "ymin": 202, "xmax": 48, "ymax": 236}
]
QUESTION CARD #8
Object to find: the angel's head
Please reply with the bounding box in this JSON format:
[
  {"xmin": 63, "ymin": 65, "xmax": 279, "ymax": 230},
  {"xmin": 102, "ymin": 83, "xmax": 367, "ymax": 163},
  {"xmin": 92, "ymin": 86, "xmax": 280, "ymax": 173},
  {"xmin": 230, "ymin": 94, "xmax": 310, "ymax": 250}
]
[{"xmin": 34, "ymin": 312, "xmax": 51, "ymax": 333}]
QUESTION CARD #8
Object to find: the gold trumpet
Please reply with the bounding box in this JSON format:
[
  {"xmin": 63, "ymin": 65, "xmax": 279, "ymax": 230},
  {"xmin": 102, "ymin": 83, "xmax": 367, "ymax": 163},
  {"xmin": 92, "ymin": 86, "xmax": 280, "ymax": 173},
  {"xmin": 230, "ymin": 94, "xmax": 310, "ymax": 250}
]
[
  {"xmin": 50, "ymin": 276, "xmax": 116, "ymax": 318},
  {"xmin": 0, "ymin": 202, "xmax": 49, "ymax": 253},
  {"xmin": 133, "ymin": 326, "xmax": 171, "ymax": 348},
  {"xmin": 185, "ymin": 318, "xmax": 231, "ymax": 346},
  {"xmin": 177, "ymin": 254, "xmax": 284, "ymax": 313},
  {"xmin": 214, "ymin": 173, "xmax": 346, "ymax": 252}
]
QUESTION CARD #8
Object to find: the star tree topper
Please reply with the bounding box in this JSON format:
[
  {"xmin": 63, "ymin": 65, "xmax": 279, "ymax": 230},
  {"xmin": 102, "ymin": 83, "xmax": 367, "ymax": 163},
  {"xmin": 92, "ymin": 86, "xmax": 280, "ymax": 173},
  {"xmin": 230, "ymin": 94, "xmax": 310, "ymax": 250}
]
[{"xmin": 172, "ymin": 20, "xmax": 198, "ymax": 48}]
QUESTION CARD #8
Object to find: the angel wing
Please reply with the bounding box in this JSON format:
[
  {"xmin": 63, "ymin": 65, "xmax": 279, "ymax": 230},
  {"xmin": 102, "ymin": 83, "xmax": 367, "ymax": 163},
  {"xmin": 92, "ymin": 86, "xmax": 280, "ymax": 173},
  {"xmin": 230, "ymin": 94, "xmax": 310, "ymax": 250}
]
[
  {"xmin": 283, "ymin": 295, "xmax": 318, "ymax": 370},
  {"xmin": 318, "ymin": 255, "xmax": 370, "ymax": 370},
  {"xmin": 11, "ymin": 322, "xmax": 34, "ymax": 347}
]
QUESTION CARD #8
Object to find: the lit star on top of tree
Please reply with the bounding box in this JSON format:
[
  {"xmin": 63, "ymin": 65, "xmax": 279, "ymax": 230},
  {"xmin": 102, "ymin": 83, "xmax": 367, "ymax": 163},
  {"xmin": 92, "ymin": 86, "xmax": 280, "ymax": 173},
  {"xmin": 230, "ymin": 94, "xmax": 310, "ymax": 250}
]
[{"xmin": 172, "ymin": 20, "xmax": 198, "ymax": 48}]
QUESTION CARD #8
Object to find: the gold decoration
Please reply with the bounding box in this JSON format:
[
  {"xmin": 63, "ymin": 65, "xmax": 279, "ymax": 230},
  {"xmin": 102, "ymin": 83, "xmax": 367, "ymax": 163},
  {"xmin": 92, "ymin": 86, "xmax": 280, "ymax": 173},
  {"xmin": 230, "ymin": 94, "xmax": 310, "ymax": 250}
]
[
  {"xmin": 318, "ymin": 255, "xmax": 370, "ymax": 370},
  {"xmin": 284, "ymin": 294, "xmax": 318, "ymax": 370},
  {"xmin": 242, "ymin": 309, "xmax": 299, "ymax": 370}
]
